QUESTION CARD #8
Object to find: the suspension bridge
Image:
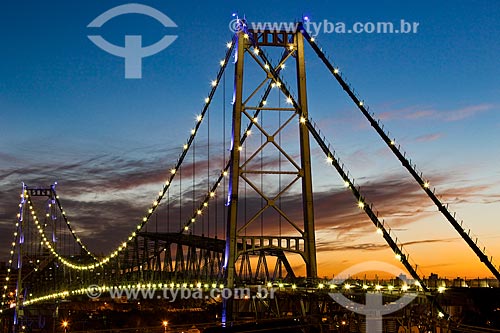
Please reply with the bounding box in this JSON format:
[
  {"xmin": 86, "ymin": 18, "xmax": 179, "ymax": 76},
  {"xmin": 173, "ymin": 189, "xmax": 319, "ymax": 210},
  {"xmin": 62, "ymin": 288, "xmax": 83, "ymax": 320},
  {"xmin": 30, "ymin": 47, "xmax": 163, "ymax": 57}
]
[{"xmin": 1, "ymin": 20, "xmax": 499, "ymax": 333}]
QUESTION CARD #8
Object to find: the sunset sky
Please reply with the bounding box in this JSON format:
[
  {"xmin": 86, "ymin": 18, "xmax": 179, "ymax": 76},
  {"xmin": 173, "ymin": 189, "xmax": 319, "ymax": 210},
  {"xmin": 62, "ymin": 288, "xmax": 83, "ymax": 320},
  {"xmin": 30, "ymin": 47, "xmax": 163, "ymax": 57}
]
[{"xmin": 1, "ymin": 1, "xmax": 499, "ymax": 280}]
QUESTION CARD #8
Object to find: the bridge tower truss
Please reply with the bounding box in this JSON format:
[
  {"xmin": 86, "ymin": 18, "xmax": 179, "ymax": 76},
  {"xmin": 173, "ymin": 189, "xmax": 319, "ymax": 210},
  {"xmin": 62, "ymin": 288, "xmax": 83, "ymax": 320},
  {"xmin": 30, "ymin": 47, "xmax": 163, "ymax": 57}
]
[{"xmin": 225, "ymin": 25, "xmax": 318, "ymax": 295}]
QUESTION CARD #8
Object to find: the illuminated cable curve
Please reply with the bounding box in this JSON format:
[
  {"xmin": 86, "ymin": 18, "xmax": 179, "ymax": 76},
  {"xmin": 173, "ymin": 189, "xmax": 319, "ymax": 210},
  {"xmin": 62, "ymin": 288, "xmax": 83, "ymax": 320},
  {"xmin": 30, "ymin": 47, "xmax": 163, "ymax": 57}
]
[
  {"xmin": 244, "ymin": 18, "xmax": 495, "ymax": 287},
  {"xmin": 237, "ymin": 24, "xmax": 423, "ymax": 271},
  {"xmin": 0, "ymin": 185, "xmax": 25, "ymax": 311},
  {"xmin": 18, "ymin": 36, "xmax": 237, "ymax": 270},
  {"xmin": 19, "ymin": 29, "xmax": 426, "ymax": 304},
  {"xmin": 236, "ymin": 26, "xmax": 450, "ymax": 319},
  {"xmin": 298, "ymin": 23, "xmax": 500, "ymax": 281},
  {"xmin": 255, "ymin": 42, "xmax": 414, "ymax": 272},
  {"xmin": 25, "ymin": 196, "xmax": 94, "ymax": 269},
  {"xmin": 305, "ymin": 119, "xmax": 439, "ymax": 295},
  {"xmin": 45, "ymin": 186, "xmax": 99, "ymax": 261},
  {"xmin": 11, "ymin": 24, "xmax": 490, "ymax": 323},
  {"xmin": 8, "ymin": 23, "xmax": 468, "ymax": 322},
  {"xmin": 180, "ymin": 49, "xmax": 290, "ymax": 234},
  {"xmin": 287, "ymin": 84, "xmax": 449, "ymax": 320}
]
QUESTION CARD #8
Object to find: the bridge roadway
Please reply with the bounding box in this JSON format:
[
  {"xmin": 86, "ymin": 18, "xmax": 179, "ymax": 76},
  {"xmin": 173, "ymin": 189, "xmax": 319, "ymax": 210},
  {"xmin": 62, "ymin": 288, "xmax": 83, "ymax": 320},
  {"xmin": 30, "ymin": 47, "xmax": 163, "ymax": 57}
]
[
  {"xmin": 2, "ymin": 228, "xmax": 500, "ymax": 332},
  {"xmin": 4, "ymin": 232, "xmax": 499, "ymax": 309},
  {"xmin": 5, "ymin": 284, "xmax": 498, "ymax": 332}
]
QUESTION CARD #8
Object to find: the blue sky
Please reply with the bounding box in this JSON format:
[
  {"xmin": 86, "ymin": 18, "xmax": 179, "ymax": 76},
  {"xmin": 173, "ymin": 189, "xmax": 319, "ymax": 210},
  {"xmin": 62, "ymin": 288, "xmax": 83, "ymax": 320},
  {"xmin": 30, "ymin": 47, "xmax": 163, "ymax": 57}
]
[{"xmin": 1, "ymin": 0, "xmax": 499, "ymax": 278}]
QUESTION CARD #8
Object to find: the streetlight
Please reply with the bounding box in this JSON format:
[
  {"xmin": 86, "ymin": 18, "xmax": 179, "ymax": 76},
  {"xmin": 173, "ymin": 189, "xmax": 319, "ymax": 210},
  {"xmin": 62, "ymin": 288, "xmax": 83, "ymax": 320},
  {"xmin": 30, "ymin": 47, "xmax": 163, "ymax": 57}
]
[
  {"xmin": 61, "ymin": 320, "xmax": 69, "ymax": 333},
  {"xmin": 162, "ymin": 320, "xmax": 168, "ymax": 332}
]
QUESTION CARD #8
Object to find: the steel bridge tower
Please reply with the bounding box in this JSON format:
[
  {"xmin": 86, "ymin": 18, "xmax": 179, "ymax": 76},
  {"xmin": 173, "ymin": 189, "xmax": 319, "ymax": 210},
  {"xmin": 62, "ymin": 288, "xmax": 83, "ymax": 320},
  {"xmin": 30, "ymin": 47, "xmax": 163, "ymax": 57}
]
[{"xmin": 225, "ymin": 24, "xmax": 317, "ymax": 296}]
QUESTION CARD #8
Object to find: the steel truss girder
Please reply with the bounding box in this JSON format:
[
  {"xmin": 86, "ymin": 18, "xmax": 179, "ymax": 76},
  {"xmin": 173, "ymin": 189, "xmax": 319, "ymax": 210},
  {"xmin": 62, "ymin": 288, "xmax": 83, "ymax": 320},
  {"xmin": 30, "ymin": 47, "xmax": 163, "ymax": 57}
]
[
  {"xmin": 250, "ymin": 30, "xmax": 295, "ymax": 47},
  {"xmin": 139, "ymin": 232, "xmax": 294, "ymax": 282}
]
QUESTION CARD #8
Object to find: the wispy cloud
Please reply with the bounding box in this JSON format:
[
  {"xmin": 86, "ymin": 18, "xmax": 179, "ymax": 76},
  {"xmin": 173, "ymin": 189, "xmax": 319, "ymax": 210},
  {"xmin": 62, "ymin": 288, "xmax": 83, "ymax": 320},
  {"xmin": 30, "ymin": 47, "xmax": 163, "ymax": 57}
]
[
  {"xmin": 378, "ymin": 106, "xmax": 436, "ymax": 121},
  {"xmin": 377, "ymin": 103, "xmax": 495, "ymax": 123},
  {"xmin": 0, "ymin": 148, "xmax": 495, "ymax": 271},
  {"xmin": 414, "ymin": 133, "xmax": 444, "ymax": 143},
  {"xmin": 317, "ymin": 242, "xmax": 388, "ymax": 252},
  {"xmin": 406, "ymin": 110, "xmax": 436, "ymax": 120},
  {"xmin": 401, "ymin": 238, "xmax": 459, "ymax": 246},
  {"xmin": 317, "ymin": 237, "xmax": 458, "ymax": 252},
  {"xmin": 444, "ymin": 104, "xmax": 493, "ymax": 122}
]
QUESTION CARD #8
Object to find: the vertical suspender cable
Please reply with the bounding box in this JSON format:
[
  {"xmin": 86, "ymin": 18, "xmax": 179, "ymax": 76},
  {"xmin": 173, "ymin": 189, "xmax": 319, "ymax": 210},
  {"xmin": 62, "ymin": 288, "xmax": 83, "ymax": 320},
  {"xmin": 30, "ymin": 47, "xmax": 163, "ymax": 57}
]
[
  {"xmin": 260, "ymin": 110, "xmax": 264, "ymax": 237},
  {"xmin": 179, "ymin": 167, "xmax": 182, "ymax": 231},
  {"xmin": 193, "ymin": 126, "xmax": 196, "ymax": 235},
  {"xmin": 167, "ymin": 188, "xmax": 170, "ymax": 233},
  {"xmin": 206, "ymin": 105, "xmax": 210, "ymax": 238},
  {"xmin": 278, "ymin": 86, "xmax": 282, "ymax": 238},
  {"xmin": 222, "ymin": 69, "xmax": 226, "ymax": 239}
]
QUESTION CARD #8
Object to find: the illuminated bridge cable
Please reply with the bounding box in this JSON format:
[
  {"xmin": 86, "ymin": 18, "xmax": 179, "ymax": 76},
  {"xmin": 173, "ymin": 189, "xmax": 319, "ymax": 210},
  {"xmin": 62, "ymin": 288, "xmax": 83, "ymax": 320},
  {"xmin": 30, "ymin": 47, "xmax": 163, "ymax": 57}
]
[
  {"xmin": 25, "ymin": 196, "xmax": 88, "ymax": 269},
  {"xmin": 179, "ymin": 50, "xmax": 289, "ymax": 233},
  {"xmin": 22, "ymin": 35, "xmax": 237, "ymax": 270},
  {"xmin": 1, "ymin": 185, "xmax": 25, "ymax": 311},
  {"xmin": 233, "ymin": 23, "xmax": 450, "ymax": 318},
  {"xmin": 50, "ymin": 186, "xmax": 98, "ymax": 261},
  {"xmin": 298, "ymin": 22, "xmax": 500, "ymax": 281},
  {"xmin": 305, "ymin": 118, "xmax": 448, "ymax": 319}
]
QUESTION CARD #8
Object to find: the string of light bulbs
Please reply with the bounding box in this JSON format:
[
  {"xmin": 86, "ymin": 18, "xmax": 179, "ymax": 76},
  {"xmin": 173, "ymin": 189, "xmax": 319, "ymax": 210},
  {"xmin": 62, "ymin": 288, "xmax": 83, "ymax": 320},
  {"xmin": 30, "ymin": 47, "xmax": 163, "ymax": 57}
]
[
  {"xmin": 179, "ymin": 50, "xmax": 289, "ymax": 234},
  {"xmin": 14, "ymin": 35, "xmax": 237, "ymax": 271},
  {"xmin": 22, "ymin": 279, "xmax": 420, "ymax": 307},
  {"xmin": 245, "ymin": 22, "xmax": 449, "ymax": 318},
  {"xmin": 299, "ymin": 23, "xmax": 499, "ymax": 279},
  {"xmin": 50, "ymin": 187, "xmax": 98, "ymax": 261},
  {"xmin": 249, "ymin": 26, "xmax": 411, "ymax": 272},
  {"xmin": 305, "ymin": 116, "xmax": 450, "ymax": 319},
  {"xmin": 236, "ymin": 26, "xmax": 433, "ymax": 292},
  {"xmin": 0, "ymin": 185, "xmax": 25, "ymax": 312},
  {"xmin": 25, "ymin": 196, "xmax": 98, "ymax": 269},
  {"xmin": 253, "ymin": 46, "xmax": 446, "ymax": 315},
  {"xmin": 250, "ymin": 35, "xmax": 416, "ymax": 274},
  {"xmin": 307, "ymin": 119, "xmax": 423, "ymax": 272}
]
